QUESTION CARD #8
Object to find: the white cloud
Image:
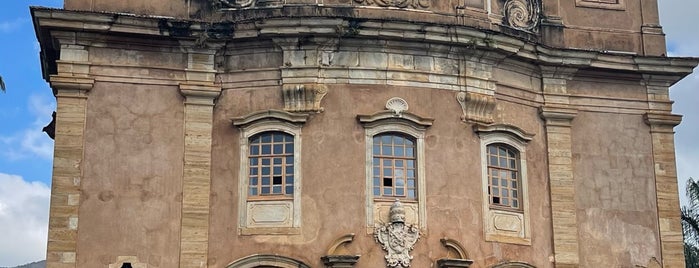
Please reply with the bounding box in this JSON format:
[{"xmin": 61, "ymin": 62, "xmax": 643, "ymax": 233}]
[
  {"xmin": 0, "ymin": 173, "xmax": 50, "ymax": 267},
  {"xmin": 0, "ymin": 94, "xmax": 55, "ymax": 160},
  {"xmin": 0, "ymin": 18, "xmax": 27, "ymax": 33}
]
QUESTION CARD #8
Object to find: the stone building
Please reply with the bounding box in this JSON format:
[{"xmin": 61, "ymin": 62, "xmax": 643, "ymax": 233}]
[{"xmin": 31, "ymin": 0, "xmax": 698, "ymax": 267}]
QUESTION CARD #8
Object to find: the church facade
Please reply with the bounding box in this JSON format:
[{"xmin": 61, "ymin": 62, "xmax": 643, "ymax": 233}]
[{"xmin": 32, "ymin": 0, "xmax": 697, "ymax": 267}]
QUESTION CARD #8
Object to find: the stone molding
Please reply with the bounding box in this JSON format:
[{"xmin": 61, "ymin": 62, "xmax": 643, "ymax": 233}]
[
  {"xmin": 321, "ymin": 255, "xmax": 360, "ymax": 268},
  {"xmin": 226, "ymin": 255, "xmax": 311, "ymax": 268},
  {"xmin": 282, "ymin": 84, "xmax": 328, "ymax": 113},
  {"xmin": 353, "ymin": 0, "xmax": 430, "ymax": 9},
  {"xmin": 575, "ymin": 0, "xmax": 626, "ymax": 10},
  {"xmin": 323, "ymin": 234, "xmax": 360, "ymax": 267},
  {"xmin": 108, "ymin": 256, "xmax": 147, "ymax": 268},
  {"xmin": 539, "ymin": 106, "xmax": 578, "ymax": 126},
  {"xmin": 214, "ymin": 0, "xmax": 282, "ymax": 9},
  {"xmin": 474, "ymin": 123, "xmax": 534, "ymax": 143},
  {"xmin": 232, "ymin": 109, "xmax": 310, "ymax": 127},
  {"xmin": 456, "ymin": 91, "xmax": 497, "ymax": 124},
  {"xmin": 491, "ymin": 261, "xmax": 537, "ymax": 268},
  {"xmin": 436, "ymin": 238, "xmax": 473, "ymax": 268},
  {"xmin": 357, "ymin": 110, "xmax": 434, "ymax": 130},
  {"xmin": 31, "ymin": 8, "xmax": 699, "ymax": 80}
]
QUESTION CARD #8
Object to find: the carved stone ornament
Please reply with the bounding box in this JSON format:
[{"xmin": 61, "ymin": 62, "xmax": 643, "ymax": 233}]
[
  {"xmin": 213, "ymin": 0, "xmax": 281, "ymax": 8},
  {"xmin": 456, "ymin": 91, "xmax": 496, "ymax": 124},
  {"xmin": 503, "ymin": 0, "xmax": 540, "ymax": 31},
  {"xmin": 385, "ymin": 97, "xmax": 409, "ymax": 116},
  {"xmin": 282, "ymin": 84, "xmax": 328, "ymax": 113},
  {"xmin": 353, "ymin": 0, "xmax": 430, "ymax": 9},
  {"xmin": 375, "ymin": 200, "xmax": 420, "ymax": 268}
]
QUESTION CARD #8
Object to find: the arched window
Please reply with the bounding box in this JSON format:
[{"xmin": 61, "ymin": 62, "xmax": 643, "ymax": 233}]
[
  {"xmin": 248, "ymin": 131, "xmax": 295, "ymax": 198},
  {"xmin": 372, "ymin": 133, "xmax": 417, "ymax": 199},
  {"xmin": 233, "ymin": 110, "xmax": 308, "ymax": 235},
  {"xmin": 486, "ymin": 143, "xmax": 521, "ymax": 209},
  {"xmin": 358, "ymin": 107, "xmax": 433, "ymax": 231},
  {"xmin": 476, "ymin": 124, "xmax": 533, "ymax": 245}
]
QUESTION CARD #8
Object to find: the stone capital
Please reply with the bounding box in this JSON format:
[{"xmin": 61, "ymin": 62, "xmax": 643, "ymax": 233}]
[
  {"xmin": 179, "ymin": 84, "xmax": 222, "ymax": 106},
  {"xmin": 539, "ymin": 106, "xmax": 577, "ymax": 127},
  {"xmin": 50, "ymin": 75, "xmax": 95, "ymax": 97},
  {"xmin": 644, "ymin": 112, "xmax": 682, "ymax": 133}
]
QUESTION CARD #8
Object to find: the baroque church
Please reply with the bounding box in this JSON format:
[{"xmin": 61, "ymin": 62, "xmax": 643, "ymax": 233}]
[{"xmin": 32, "ymin": 0, "xmax": 698, "ymax": 267}]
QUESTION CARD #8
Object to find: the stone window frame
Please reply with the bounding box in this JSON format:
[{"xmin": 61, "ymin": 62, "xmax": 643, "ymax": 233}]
[
  {"xmin": 358, "ymin": 111, "xmax": 433, "ymax": 231},
  {"xmin": 233, "ymin": 110, "xmax": 308, "ymax": 235},
  {"xmin": 476, "ymin": 124, "xmax": 533, "ymax": 245},
  {"xmin": 575, "ymin": 0, "xmax": 626, "ymax": 10}
]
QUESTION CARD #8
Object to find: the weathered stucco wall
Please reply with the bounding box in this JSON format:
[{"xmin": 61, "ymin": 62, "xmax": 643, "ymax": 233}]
[
  {"xmin": 571, "ymin": 111, "xmax": 661, "ymax": 267},
  {"xmin": 80, "ymin": 82, "xmax": 185, "ymax": 267},
  {"xmin": 209, "ymin": 82, "xmax": 554, "ymax": 267}
]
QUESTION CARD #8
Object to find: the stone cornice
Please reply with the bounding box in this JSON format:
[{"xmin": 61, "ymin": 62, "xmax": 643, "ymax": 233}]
[
  {"xmin": 232, "ymin": 109, "xmax": 309, "ymax": 128},
  {"xmin": 473, "ymin": 123, "xmax": 535, "ymax": 143},
  {"xmin": 32, "ymin": 7, "xmax": 699, "ymax": 84},
  {"xmin": 357, "ymin": 110, "xmax": 434, "ymax": 130},
  {"xmin": 539, "ymin": 106, "xmax": 578, "ymax": 127}
]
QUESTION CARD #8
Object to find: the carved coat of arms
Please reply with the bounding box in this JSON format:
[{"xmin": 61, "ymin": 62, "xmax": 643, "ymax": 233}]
[{"xmin": 375, "ymin": 200, "xmax": 420, "ymax": 268}]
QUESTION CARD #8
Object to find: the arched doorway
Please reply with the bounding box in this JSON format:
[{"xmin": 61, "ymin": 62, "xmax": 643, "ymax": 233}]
[{"xmin": 226, "ymin": 254, "xmax": 310, "ymax": 268}]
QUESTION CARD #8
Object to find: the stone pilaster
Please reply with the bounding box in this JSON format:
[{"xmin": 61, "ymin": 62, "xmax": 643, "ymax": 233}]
[
  {"xmin": 540, "ymin": 66, "xmax": 579, "ymax": 268},
  {"xmin": 178, "ymin": 43, "xmax": 222, "ymax": 268},
  {"xmin": 643, "ymin": 73, "xmax": 686, "ymax": 268},
  {"xmin": 644, "ymin": 113, "xmax": 684, "ymax": 268},
  {"xmin": 46, "ymin": 33, "xmax": 93, "ymax": 268},
  {"xmin": 46, "ymin": 77, "xmax": 93, "ymax": 268}
]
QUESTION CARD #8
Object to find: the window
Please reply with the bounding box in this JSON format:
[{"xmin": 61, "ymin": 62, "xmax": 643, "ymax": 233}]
[
  {"xmin": 358, "ymin": 107, "xmax": 433, "ymax": 231},
  {"xmin": 486, "ymin": 144, "xmax": 521, "ymax": 209},
  {"xmin": 372, "ymin": 133, "xmax": 417, "ymax": 199},
  {"xmin": 232, "ymin": 110, "xmax": 308, "ymax": 235},
  {"xmin": 248, "ymin": 132, "xmax": 295, "ymax": 198},
  {"xmin": 476, "ymin": 124, "xmax": 533, "ymax": 245}
]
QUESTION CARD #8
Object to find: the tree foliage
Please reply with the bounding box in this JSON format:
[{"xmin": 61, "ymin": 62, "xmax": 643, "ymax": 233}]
[
  {"xmin": 683, "ymin": 177, "xmax": 699, "ymax": 267},
  {"xmin": 0, "ymin": 75, "xmax": 5, "ymax": 92}
]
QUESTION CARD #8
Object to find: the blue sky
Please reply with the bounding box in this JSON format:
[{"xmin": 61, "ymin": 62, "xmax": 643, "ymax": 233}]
[{"xmin": 0, "ymin": 0, "xmax": 698, "ymax": 267}]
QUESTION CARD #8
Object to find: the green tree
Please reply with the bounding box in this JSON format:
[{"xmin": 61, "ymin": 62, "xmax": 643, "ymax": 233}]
[{"xmin": 683, "ymin": 177, "xmax": 699, "ymax": 267}]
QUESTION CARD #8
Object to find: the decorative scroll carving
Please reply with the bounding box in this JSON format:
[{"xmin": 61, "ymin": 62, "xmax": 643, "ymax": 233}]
[
  {"xmin": 282, "ymin": 84, "xmax": 328, "ymax": 113},
  {"xmin": 437, "ymin": 238, "xmax": 474, "ymax": 268},
  {"xmin": 322, "ymin": 234, "xmax": 360, "ymax": 267},
  {"xmin": 213, "ymin": 0, "xmax": 281, "ymax": 8},
  {"xmin": 456, "ymin": 91, "xmax": 496, "ymax": 124},
  {"xmin": 353, "ymin": 0, "xmax": 430, "ymax": 9},
  {"xmin": 503, "ymin": 0, "xmax": 540, "ymax": 31},
  {"xmin": 375, "ymin": 200, "xmax": 420, "ymax": 268}
]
